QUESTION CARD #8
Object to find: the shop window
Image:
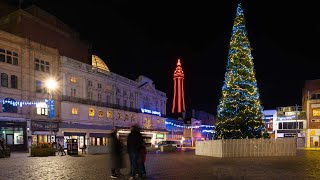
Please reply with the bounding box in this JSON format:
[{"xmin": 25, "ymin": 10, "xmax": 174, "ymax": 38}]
[
  {"xmin": 70, "ymin": 76, "xmax": 77, "ymax": 83},
  {"xmin": 2, "ymin": 98, "xmax": 18, "ymax": 113},
  {"xmin": 36, "ymin": 102, "xmax": 48, "ymax": 115},
  {"xmin": 98, "ymin": 110, "xmax": 103, "ymax": 117},
  {"xmin": 11, "ymin": 75, "xmax": 18, "ymax": 89},
  {"xmin": 14, "ymin": 127, "xmax": 24, "ymax": 144},
  {"xmin": 89, "ymin": 108, "xmax": 95, "ymax": 117},
  {"xmin": 72, "ymin": 107, "xmax": 78, "ymax": 115},
  {"xmin": 1, "ymin": 73, "xmax": 8, "ymax": 87}
]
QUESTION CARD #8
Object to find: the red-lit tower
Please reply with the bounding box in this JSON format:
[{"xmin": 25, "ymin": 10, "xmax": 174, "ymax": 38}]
[{"xmin": 172, "ymin": 59, "xmax": 185, "ymax": 113}]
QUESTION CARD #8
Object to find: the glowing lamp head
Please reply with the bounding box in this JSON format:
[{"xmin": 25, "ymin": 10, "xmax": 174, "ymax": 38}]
[{"xmin": 46, "ymin": 78, "xmax": 57, "ymax": 91}]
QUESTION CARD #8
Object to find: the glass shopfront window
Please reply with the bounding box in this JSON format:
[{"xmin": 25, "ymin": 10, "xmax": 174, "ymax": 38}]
[{"xmin": 0, "ymin": 124, "xmax": 26, "ymax": 151}]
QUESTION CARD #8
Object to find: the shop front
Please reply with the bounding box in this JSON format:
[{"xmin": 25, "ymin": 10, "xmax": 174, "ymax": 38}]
[
  {"xmin": 0, "ymin": 121, "xmax": 27, "ymax": 151},
  {"xmin": 63, "ymin": 132, "xmax": 86, "ymax": 149},
  {"xmin": 308, "ymin": 129, "xmax": 320, "ymax": 148},
  {"xmin": 31, "ymin": 120, "xmax": 59, "ymax": 145}
]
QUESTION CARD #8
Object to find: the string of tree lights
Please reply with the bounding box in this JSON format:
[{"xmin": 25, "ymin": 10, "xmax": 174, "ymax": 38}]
[
  {"xmin": 165, "ymin": 121, "xmax": 215, "ymax": 129},
  {"xmin": 215, "ymin": 3, "xmax": 269, "ymax": 139}
]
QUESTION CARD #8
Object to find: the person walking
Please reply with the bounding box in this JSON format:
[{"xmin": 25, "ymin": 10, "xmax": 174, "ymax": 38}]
[
  {"xmin": 58, "ymin": 142, "xmax": 66, "ymax": 156},
  {"xmin": 139, "ymin": 143, "xmax": 147, "ymax": 177},
  {"xmin": 109, "ymin": 127, "xmax": 123, "ymax": 179},
  {"xmin": 81, "ymin": 143, "xmax": 87, "ymax": 154},
  {"xmin": 127, "ymin": 125, "xmax": 144, "ymax": 179}
]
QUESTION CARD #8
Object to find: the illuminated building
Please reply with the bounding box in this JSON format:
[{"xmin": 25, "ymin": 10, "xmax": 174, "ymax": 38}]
[
  {"xmin": 302, "ymin": 79, "xmax": 320, "ymax": 148},
  {"xmin": 172, "ymin": 59, "xmax": 185, "ymax": 114}
]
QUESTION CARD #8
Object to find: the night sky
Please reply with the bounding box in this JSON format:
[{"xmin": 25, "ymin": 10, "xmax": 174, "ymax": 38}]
[{"xmin": 6, "ymin": 0, "xmax": 319, "ymax": 115}]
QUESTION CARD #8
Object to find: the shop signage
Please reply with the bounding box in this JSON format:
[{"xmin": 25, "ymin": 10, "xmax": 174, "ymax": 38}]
[
  {"xmin": 46, "ymin": 99, "xmax": 55, "ymax": 119},
  {"xmin": 141, "ymin": 108, "xmax": 161, "ymax": 116},
  {"xmin": 284, "ymin": 133, "xmax": 296, "ymax": 137},
  {"xmin": 31, "ymin": 121, "xmax": 59, "ymax": 132},
  {"xmin": 156, "ymin": 133, "xmax": 164, "ymax": 139},
  {"xmin": 312, "ymin": 109, "xmax": 320, "ymax": 117}
]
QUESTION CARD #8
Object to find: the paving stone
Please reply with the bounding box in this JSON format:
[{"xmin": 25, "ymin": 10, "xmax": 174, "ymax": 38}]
[{"xmin": 0, "ymin": 149, "xmax": 319, "ymax": 179}]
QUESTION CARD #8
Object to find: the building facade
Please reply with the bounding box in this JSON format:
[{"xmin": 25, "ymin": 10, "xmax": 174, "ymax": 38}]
[
  {"xmin": 263, "ymin": 106, "xmax": 307, "ymax": 148},
  {"xmin": 59, "ymin": 56, "xmax": 167, "ymax": 148},
  {"xmin": 0, "ymin": 30, "xmax": 60, "ymax": 151},
  {"xmin": 302, "ymin": 79, "xmax": 320, "ymax": 148},
  {"xmin": 0, "ymin": 5, "xmax": 168, "ymax": 151}
]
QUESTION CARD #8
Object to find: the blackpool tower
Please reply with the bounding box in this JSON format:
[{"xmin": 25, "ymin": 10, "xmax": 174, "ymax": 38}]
[{"xmin": 172, "ymin": 59, "xmax": 185, "ymax": 113}]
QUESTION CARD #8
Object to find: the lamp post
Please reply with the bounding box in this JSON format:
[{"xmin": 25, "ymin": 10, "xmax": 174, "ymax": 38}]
[{"xmin": 45, "ymin": 78, "xmax": 57, "ymax": 143}]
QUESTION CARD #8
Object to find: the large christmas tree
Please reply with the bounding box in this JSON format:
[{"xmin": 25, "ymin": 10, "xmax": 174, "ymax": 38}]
[{"xmin": 215, "ymin": 3, "xmax": 268, "ymax": 139}]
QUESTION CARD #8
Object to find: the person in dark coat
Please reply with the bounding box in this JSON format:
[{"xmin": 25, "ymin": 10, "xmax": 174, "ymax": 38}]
[
  {"xmin": 127, "ymin": 125, "xmax": 144, "ymax": 179},
  {"xmin": 109, "ymin": 127, "xmax": 123, "ymax": 178}
]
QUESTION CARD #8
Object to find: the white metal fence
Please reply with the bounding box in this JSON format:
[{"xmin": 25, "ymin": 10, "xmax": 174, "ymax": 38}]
[{"xmin": 195, "ymin": 138, "xmax": 296, "ymax": 158}]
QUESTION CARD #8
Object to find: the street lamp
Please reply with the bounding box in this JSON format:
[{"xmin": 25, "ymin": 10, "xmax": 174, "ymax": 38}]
[{"xmin": 45, "ymin": 78, "xmax": 57, "ymax": 143}]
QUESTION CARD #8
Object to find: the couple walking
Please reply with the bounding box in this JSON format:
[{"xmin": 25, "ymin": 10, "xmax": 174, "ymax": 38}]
[
  {"xmin": 127, "ymin": 125, "xmax": 147, "ymax": 179},
  {"xmin": 109, "ymin": 125, "xmax": 146, "ymax": 179}
]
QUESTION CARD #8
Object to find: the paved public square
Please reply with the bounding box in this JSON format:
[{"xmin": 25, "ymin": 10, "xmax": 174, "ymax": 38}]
[{"xmin": 0, "ymin": 149, "xmax": 319, "ymax": 180}]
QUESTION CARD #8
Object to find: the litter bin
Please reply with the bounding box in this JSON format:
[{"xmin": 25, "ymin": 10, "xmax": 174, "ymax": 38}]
[{"xmin": 67, "ymin": 139, "xmax": 78, "ymax": 155}]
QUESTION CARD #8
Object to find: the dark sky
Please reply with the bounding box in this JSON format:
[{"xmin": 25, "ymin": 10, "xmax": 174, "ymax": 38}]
[{"xmin": 8, "ymin": 0, "xmax": 320, "ymax": 115}]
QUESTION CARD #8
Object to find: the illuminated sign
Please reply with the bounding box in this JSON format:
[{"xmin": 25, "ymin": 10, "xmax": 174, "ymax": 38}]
[
  {"xmin": 141, "ymin": 108, "xmax": 161, "ymax": 116},
  {"xmin": 313, "ymin": 109, "xmax": 320, "ymax": 117},
  {"xmin": 156, "ymin": 134, "xmax": 164, "ymax": 139}
]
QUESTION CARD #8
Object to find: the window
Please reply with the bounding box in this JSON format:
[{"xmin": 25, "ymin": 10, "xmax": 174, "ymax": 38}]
[
  {"xmin": 11, "ymin": 75, "xmax": 18, "ymax": 89},
  {"xmin": 35, "ymin": 58, "xmax": 50, "ymax": 73},
  {"xmin": 278, "ymin": 123, "xmax": 282, "ymax": 129},
  {"xmin": 88, "ymin": 91, "xmax": 93, "ymax": 100},
  {"xmin": 0, "ymin": 48, "xmax": 5, "ymax": 62},
  {"xmin": 36, "ymin": 102, "xmax": 48, "ymax": 115},
  {"xmin": 89, "ymin": 108, "xmax": 95, "ymax": 117},
  {"xmin": 88, "ymin": 80, "xmax": 92, "ymax": 87},
  {"xmin": 98, "ymin": 93, "xmax": 102, "ymax": 102},
  {"xmin": 98, "ymin": 110, "xmax": 103, "ymax": 117},
  {"xmin": 35, "ymin": 80, "xmax": 43, "ymax": 93},
  {"xmin": 0, "ymin": 48, "xmax": 18, "ymax": 65},
  {"xmin": 123, "ymin": 100, "xmax": 127, "ymax": 107},
  {"xmin": 106, "ymin": 95, "xmax": 111, "ymax": 104},
  {"xmin": 130, "ymin": 101, "xmax": 134, "ymax": 109},
  {"xmin": 1, "ymin": 73, "xmax": 8, "ymax": 87},
  {"xmin": 299, "ymin": 122, "xmax": 303, "ymax": 129},
  {"xmin": 107, "ymin": 111, "xmax": 113, "ymax": 118},
  {"xmin": 71, "ymin": 88, "xmax": 76, "ymax": 97},
  {"xmin": 2, "ymin": 98, "xmax": 18, "ymax": 113},
  {"xmin": 70, "ymin": 77, "xmax": 77, "ymax": 83},
  {"xmin": 98, "ymin": 83, "xmax": 102, "ymax": 89},
  {"xmin": 72, "ymin": 107, "xmax": 78, "ymax": 115}
]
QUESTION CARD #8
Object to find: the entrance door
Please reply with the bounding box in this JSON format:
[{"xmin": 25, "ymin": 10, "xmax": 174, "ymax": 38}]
[{"xmin": 6, "ymin": 134, "xmax": 13, "ymax": 145}]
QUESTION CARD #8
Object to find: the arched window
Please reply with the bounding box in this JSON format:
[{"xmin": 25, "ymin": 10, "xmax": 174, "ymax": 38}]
[
  {"xmin": 2, "ymin": 98, "xmax": 18, "ymax": 113},
  {"xmin": 1, "ymin": 73, "xmax": 8, "ymax": 87}
]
